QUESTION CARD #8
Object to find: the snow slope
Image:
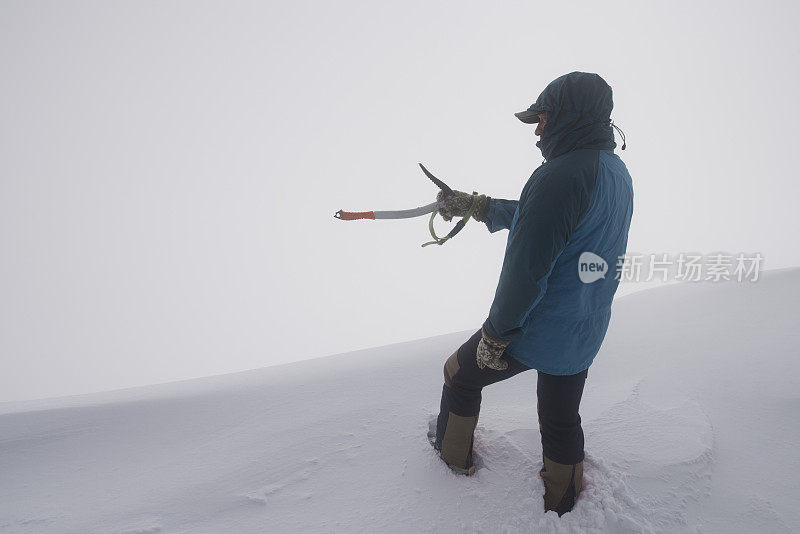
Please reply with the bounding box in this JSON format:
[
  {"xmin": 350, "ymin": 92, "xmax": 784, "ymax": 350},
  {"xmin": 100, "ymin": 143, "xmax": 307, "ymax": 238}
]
[{"xmin": 1, "ymin": 270, "xmax": 799, "ymax": 533}]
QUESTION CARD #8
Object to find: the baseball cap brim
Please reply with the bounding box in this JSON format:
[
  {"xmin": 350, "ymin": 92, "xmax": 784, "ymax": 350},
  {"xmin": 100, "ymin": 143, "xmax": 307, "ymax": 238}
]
[{"xmin": 514, "ymin": 109, "xmax": 543, "ymax": 124}]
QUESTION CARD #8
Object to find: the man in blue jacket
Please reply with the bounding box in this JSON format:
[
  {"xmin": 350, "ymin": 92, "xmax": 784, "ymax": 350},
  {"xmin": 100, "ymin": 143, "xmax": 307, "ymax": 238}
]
[{"xmin": 431, "ymin": 72, "xmax": 634, "ymax": 516}]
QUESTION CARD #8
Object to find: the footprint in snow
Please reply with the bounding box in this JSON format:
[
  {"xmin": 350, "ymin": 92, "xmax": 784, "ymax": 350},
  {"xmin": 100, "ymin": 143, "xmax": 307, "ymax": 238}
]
[{"xmin": 243, "ymin": 457, "xmax": 322, "ymax": 505}]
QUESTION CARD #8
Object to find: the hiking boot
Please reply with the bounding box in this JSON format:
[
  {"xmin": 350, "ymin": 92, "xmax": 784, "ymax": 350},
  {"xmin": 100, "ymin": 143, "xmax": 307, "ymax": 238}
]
[
  {"xmin": 428, "ymin": 416, "xmax": 476, "ymax": 476},
  {"xmin": 540, "ymin": 456, "xmax": 583, "ymax": 516}
]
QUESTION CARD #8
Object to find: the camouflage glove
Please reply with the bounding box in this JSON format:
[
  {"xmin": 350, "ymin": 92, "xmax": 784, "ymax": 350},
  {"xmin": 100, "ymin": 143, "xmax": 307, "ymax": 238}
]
[
  {"xmin": 476, "ymin": 325, "xmax": 510, "ymax": 371},
  {"xmin": 436, "ymin": 189, "xmax": 488, "ymax": 223}
]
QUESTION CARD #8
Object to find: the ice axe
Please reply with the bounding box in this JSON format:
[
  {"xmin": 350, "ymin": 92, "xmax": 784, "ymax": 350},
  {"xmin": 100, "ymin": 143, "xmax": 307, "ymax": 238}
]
[{"xmin": 334, "ymin": 163, "xmax": 479, "ymax": 247}]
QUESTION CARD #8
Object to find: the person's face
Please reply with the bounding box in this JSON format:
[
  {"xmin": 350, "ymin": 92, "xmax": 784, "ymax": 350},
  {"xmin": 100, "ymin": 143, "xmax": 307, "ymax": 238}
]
[{"xmin": 535, "ymin": 112, "xmax": 548, "ymax": 136}]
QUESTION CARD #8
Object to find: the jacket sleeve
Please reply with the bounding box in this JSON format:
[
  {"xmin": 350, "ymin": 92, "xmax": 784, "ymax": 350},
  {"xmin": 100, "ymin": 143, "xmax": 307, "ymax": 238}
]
[
  {"xmin": 483, "ymin": 169, "xmax": 595, "ymax": 343},
  {"xmin": 483, "ymin": 198, "xmax": 519, "ymax": 233}
]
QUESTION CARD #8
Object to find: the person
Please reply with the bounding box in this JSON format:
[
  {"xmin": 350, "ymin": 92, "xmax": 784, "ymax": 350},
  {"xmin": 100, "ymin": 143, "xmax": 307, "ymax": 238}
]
[{"xmin": 430, "ymin": 72, "xmax": 634, "ymax": 516}]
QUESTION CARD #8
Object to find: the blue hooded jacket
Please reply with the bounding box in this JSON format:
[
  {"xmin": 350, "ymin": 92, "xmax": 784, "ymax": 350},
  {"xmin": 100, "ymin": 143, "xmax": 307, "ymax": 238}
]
[{"xmin": 483, "ymin": 72, "xmax": 634, "ymax": 375}]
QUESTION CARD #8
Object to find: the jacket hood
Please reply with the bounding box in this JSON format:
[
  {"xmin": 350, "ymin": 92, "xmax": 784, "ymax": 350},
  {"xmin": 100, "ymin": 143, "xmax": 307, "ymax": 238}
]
[{"xmin": 525, "ymin": 72, "xmax": 617, "ymax": 161}]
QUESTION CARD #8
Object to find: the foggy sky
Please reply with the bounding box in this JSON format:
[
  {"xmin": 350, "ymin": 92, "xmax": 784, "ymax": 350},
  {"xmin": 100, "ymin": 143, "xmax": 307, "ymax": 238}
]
[{"xmin": 2, "ymin": 0, "xmax": 798, "ymax": 402}]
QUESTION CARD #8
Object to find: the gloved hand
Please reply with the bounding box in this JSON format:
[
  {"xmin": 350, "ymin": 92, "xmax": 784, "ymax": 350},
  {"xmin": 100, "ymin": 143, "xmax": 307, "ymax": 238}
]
[
  {"xmin": 476, "ymin": 324, "xmax": 511, "ymax": 371},
  {"xmin": 436, "ymin": 189, "xmax": 488, "ymax": 223}
]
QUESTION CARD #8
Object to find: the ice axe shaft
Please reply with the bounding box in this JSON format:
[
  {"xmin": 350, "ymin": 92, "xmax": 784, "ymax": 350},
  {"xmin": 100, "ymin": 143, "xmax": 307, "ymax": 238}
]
[{"xmin": 334, "ymin": 201, "xmax": 441, "ymax": 221}]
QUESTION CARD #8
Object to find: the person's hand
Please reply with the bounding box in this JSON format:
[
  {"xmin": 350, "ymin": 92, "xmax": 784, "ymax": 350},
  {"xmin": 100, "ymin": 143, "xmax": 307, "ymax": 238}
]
[
  {"xmin": 436, "ymin": 190, "xmax": 488, "ymax": 222},
  {"xmin": 476, "ymin": 325, "xmax": 510, "ymax": 370}
]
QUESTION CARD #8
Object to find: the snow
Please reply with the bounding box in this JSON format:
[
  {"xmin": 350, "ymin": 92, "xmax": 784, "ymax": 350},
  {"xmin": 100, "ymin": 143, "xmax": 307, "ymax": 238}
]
[{"xmin": 1, "ymin": 269, "xmax": 799, "ymax": 533}]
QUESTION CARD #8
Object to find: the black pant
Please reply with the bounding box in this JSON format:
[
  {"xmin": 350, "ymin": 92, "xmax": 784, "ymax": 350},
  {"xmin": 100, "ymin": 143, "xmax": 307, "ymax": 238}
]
[{"xmin": 435, "ymin": 329, "xmax": 587, "ymax": 469}]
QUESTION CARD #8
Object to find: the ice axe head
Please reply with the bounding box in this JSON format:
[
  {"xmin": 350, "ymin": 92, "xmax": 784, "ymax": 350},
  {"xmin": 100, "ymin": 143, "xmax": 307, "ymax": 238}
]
[{"xmin": 418, "ymin": 163, "xmax": 454, "ymax": 199}]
